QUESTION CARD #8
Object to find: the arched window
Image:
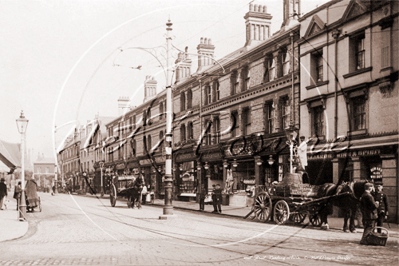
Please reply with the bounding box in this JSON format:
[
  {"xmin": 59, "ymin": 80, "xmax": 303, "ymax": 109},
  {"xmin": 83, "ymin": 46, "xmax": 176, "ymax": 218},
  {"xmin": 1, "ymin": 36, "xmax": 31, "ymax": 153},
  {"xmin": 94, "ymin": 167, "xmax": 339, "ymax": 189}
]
[
  {"xmin": 187, "ymin": 89, "xmax": 192, "ymax": 109},
  {"xmin": 181, "ymin": 92, "xmax": 186, "ymax": 111},
  {"xmin": 180, "ymin": 124, "xmax": 186, "ymax": 142}
]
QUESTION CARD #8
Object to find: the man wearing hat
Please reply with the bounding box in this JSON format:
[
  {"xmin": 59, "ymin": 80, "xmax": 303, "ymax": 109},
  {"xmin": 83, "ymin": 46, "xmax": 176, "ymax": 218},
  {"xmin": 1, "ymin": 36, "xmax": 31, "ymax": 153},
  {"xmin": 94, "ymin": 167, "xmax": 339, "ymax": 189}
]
[
  {"xmin": 374, "ymin": 183, "xmax": 389, "ymax": 233},
  {"xmin": 360, "ymin": 183, "xmax": 379, "ymax": 245},
  {"xmin": 0, "ymin": 178, "xmax": 7, "ymax": 210}
]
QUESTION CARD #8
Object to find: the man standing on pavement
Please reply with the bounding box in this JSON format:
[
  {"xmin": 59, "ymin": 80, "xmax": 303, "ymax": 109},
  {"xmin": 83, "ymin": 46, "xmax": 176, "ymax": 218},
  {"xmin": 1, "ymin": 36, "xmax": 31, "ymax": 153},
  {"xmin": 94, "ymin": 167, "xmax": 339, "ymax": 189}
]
[
  {"xmin": 0, "ymin": 178, "xmax": 7, "ymax": 210},
  {"xmin": 374, "ymin": 183, "xmax": 389, "ymax": 233},
  {"xmin": 212, "ymin": 184, "xmax": 222, "ymax": 214},
  {"xmin": 199, "ymin": 185, "xmax": 206, "ymax": 211},
  {"xmin": 360, "ymin": 183, "xmax": 379, "ymax": 245}
]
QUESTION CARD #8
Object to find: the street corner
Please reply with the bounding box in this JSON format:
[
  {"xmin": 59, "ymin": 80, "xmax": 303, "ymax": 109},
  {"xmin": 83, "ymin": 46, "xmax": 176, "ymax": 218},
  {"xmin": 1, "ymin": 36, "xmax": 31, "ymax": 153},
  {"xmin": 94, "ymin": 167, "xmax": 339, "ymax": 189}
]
[{"xmin": 0, "ymin": 209, "xmax": 29, "ymax": 242}]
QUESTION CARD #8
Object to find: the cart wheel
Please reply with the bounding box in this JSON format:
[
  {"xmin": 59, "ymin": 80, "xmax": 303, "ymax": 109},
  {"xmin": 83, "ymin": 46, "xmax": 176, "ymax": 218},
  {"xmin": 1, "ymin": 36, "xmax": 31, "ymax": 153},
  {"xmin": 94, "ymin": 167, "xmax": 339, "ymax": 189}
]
[
  {"xmin": 309, "ymin": 213, "xmax": 321, "ymax": 226},
  {"xmin": 110, "ymin": 184, "xmax": 117, "ymax": 207},
  {"xmin": 253, "ymin": 192, "xmax": 272, "ymax": 222},
  {"xmin": 290, "ymin": 212, "xmax": 306, "ymax": 224},
  {"xmin": 273, "ymin": 200, "xmax": 290, "ymax": 225}
]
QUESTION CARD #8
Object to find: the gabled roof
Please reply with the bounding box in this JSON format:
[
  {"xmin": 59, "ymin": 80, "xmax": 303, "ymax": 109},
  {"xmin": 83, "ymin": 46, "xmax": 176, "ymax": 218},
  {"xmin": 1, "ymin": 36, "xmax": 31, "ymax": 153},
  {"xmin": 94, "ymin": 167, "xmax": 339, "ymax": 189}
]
[
  {"xmin": 34, "ymin": 157, "xmax": 55, "ymax": 165},
  {"xmin": 342, "ymin": 0, "xmax": 371, "ymax": 22},
  {"xmin": 304, "ymin": 14, "xmax": 325, "ymax": 39}
]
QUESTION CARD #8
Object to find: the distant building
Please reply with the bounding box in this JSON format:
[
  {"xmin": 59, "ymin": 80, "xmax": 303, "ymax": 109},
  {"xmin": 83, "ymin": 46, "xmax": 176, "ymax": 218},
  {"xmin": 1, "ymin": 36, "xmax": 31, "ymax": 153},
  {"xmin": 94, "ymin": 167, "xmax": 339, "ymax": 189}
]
[{"xmin": 33, "ymin": 157, "xmax": 55, "ymax": 188}]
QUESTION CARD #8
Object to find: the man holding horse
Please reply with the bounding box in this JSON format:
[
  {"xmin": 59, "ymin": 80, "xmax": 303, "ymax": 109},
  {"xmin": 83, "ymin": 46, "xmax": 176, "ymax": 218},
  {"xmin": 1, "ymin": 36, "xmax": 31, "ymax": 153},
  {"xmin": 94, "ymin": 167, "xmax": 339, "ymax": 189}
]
[{"xmin": 360, "ymin": 183, "xmax": 379, "ymax": 245}]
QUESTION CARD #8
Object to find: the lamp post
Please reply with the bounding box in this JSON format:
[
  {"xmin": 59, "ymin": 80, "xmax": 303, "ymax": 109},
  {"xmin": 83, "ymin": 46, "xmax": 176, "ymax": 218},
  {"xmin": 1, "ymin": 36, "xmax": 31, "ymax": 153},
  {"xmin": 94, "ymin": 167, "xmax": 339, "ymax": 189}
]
[
  {"xmin": 285, "ymin": 125, "xmax": 299, "ymax": 174},
  {"xmin": 99, "ymin": 161, "xmax": 104, "ymax": 197},
  {"xmin": 16, "ymin": 111, "xmax": 29, "ymax": 220}
]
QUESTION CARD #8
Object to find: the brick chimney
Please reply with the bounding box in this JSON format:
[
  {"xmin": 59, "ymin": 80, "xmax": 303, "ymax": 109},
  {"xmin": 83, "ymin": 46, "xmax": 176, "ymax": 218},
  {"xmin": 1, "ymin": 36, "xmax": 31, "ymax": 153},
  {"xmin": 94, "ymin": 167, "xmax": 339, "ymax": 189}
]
[
  {"xmin": 118, "ymin": 96, "xmax": 130, "ymax": 116},
  {"xmin": 143, "ymin": 76, "xmax": 157, "ymax": 103},
  {"xmin": 281, "ymin": 0, "xmax": 300, "ymax": 30},
  {"xmin": 196, "ymin": 37, "xmax": 215, "ymax": 73},
  {"xmin": 175, "ymin": 47, "xmax": 192, "ymax": 83},
  {"xmin": 244, "ymin": 2, "xmax": 272, "ymax": 48}
]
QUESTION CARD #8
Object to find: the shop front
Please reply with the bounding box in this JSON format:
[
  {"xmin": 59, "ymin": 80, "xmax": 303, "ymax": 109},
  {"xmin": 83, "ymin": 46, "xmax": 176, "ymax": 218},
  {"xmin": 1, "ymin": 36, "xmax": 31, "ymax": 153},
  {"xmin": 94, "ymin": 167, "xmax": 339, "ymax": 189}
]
[{"xmin": 175, "ymin": 152, "xmax": 198, "ymax": 202}]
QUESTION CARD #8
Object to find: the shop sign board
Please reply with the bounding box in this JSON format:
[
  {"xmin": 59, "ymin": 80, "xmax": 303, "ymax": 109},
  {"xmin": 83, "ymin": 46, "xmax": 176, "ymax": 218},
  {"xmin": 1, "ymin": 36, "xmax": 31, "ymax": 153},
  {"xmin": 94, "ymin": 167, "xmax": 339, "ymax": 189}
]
[
  {"xmin": 370, "ymin": 167, "xmax": 382, "ymax": 179},
  {"xmin": 243, "ymin": 179, "xmax": 256, "ymax": 184},
  {"xmin": 336, "ymin": 149, "xmax": 380, "ymax": 158}
]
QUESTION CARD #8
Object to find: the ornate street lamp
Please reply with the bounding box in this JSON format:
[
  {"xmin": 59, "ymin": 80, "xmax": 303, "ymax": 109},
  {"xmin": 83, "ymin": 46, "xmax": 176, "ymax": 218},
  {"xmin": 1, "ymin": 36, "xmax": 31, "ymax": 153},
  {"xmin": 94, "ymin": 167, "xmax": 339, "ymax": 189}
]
[
  {"xmin": 267, "ymin": 155, "xmax": 275, "ymax": 166},
  {"xmin": 99, "ymin": 161, "xmax": 104, "ymax": 197},
  {"xmin": 16, "ymin": 110, "xmax": 29, "ymax": 221},
  {"xmin": 285, "ymin": 125, "xmax": 299, "ymax": 174}
]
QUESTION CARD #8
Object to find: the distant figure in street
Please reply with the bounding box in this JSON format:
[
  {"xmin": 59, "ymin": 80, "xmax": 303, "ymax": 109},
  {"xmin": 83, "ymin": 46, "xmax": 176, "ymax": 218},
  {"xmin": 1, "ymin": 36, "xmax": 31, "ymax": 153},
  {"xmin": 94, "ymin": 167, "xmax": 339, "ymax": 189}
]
[
  {"xmin": 360, "ymin": 183, "xmax": 379, "ymax": 245},
  {"xmin": 199, "ymin": 185, "xmax": 206, "ymax": 211},
  {"xmin": 0, "ymin": 178, "xmax": 7, "ymax": 210},
  {"xmin": 374, "ymin": 183, "xmax": 389, "ymax": 233},
  {"xmin": 13, "ymin": 182, "xmax": 22, "ymax": 210},
  {"xmin": 212, "ymin": 184, "xmax": 222, "ymax": 213}
]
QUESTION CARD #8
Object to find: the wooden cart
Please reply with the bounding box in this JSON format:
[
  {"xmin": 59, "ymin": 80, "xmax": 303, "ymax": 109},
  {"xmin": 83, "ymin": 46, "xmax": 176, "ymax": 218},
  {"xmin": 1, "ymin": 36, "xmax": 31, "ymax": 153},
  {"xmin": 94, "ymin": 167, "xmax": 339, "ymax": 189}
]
[{"xmin": 245, "ymin": 173, "xmax": 348, "ymax": 226}]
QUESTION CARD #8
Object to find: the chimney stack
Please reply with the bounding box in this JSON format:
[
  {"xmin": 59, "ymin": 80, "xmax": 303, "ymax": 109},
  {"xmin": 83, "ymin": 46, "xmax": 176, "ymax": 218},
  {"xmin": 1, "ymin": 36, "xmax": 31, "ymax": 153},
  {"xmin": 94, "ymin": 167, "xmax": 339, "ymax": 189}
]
[
  {"xmin": 197, "ymin": 37, "xmax": 215, "ymax": 72},
  {"xmin": 118, "ymin": 96, "xmax": 130, "ymax": 116},
  {"xmin": 244, "ymin": 2, "xmax": 272, "ymax": 48},
  {"xmin": 281, "ymin": 0, "xmax": 300, "ymax": 30},
  {"xmin": 143, "ymin": 76, "xmax": 157, "ymax": 103},
  {"xmin": 175, "ymin": 47, "xmax": 192, "ymax": 83}
]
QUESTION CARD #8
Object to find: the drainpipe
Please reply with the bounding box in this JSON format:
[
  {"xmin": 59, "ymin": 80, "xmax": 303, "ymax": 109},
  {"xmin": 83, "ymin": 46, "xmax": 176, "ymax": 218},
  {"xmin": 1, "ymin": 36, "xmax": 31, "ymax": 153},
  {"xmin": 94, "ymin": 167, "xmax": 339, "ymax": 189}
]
[
  {"xmin": 332, "ymin": 29, "xmax": 340, "ymax": 139},
  {"xmin": 290, "ymin": 32, "xmax": 295, "ymax": 126}
]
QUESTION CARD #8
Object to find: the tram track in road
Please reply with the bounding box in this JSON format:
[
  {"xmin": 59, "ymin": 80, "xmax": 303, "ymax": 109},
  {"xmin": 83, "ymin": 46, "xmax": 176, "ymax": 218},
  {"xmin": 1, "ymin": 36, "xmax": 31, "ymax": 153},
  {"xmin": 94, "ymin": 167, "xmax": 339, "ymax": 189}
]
[
  {"xmin": 57, "ymin": 196, "xmax": 367, "ymax": 265},
  {"xmin": 27, "ymin": 194, "xmax": 396, "ymax": 266}
]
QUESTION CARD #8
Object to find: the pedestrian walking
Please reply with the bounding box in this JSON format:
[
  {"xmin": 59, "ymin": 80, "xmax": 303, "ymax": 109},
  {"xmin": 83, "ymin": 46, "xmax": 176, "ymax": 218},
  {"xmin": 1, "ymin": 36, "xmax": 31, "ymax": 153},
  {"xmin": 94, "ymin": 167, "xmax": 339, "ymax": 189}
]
[
  {"xmin": 13, "ymin": 182, "xmax": 22, "ymax": 210},
  {"xmin": 212, "ymin": 184, "xmax": 222, "ymax": 213},
  {"xmin": 0, "ymin": 178, "xmax": 7, "ymax": 210},
  {"xmin": 374, "ymin": 183, "xmax": 389, "ymax": 233},
  {"xmin": 199, "ymin": 185, "xmax": 206, "ymax": 211},
  {"xmin": 360, "ymin": 183, "xmax": 379, "ymax": 245}
]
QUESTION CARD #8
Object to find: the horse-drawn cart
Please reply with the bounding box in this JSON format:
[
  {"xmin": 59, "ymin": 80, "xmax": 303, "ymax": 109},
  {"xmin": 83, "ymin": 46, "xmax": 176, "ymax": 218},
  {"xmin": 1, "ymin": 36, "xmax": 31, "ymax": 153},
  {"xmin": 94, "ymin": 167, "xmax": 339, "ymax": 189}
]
[
  {"xmin": 245, "ymin": 172, "xmax": 350, "ymax": 226},
  {"xmin": 109, "ymin": 175, "xmax": 144, "ymax": 208}
]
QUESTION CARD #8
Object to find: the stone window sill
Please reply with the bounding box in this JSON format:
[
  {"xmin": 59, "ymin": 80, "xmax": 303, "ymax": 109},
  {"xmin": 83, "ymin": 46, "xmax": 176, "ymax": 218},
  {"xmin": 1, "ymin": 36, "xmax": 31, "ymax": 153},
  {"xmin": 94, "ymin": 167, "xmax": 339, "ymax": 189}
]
[
  {"xmin": 306, "ymin": 80, "xmax": 329, "ymax": 90},
  {"xmin": 343, "ymin": 67, "xmax": 372, "ymax": 79}
]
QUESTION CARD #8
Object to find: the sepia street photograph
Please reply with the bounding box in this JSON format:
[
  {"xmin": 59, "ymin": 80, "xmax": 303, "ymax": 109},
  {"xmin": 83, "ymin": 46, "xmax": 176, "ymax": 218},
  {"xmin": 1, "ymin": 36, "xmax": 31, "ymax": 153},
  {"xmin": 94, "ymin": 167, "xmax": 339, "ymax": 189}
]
[{"xmin": 0, "ymin": 0, "xmax": 398, "ymax": 265}]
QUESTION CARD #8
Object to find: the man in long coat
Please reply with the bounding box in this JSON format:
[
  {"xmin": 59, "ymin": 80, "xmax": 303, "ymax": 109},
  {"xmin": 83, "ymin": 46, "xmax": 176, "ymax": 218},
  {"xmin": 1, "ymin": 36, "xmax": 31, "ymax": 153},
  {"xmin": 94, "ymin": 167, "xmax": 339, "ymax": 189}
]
[
  {"xmin": 0, "ymin": 178, "xmax": 7, "ymax": 210},
  {"xmin": 360, "ymin": 183, "xmax": 379, "ymax": 245}
]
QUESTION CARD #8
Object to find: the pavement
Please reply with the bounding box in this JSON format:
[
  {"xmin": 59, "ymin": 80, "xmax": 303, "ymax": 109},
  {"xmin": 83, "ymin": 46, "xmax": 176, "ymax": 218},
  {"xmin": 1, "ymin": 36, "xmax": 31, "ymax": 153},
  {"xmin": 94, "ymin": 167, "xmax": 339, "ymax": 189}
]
[
  {"xmin": 1, "ymin": 191, "xmax": 398, "ymax": 243},
  {"xmin": 0, "ymin": 197, "xmax": 29, "ymax": 242}
]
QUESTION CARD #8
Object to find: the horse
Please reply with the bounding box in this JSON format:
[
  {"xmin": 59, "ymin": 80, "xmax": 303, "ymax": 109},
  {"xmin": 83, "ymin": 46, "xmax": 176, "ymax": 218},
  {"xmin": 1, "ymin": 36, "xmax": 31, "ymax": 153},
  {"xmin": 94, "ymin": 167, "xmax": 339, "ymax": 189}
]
[
  {"xmin": 127, "ymin": 175, "xmax": 145, "ymax": 209},
  {"xmin": 317, "ymin": 180, "xmax": 367, "ymax": 232}
]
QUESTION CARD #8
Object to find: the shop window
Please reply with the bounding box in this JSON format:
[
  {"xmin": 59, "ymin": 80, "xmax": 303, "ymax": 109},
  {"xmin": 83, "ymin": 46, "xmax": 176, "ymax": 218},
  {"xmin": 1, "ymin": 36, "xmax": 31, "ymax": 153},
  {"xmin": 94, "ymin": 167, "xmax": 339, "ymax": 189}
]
[
  {"xmin": 242, "ymin": 108, "xmax": 251, "ymax": 136},
  {"xmin": 180, "ymin": 92, "xmax": 186, "ymax": 111},
  {"xmin": 187, "ymin": 89, "xmax": 192, "ymax": 109},
  {"xmin": 241, "ymin": 65, "xmax": 250, "ymax": 92},
  {"xmin": 180, "ymin": 124, "xmax": 186, "ymax": 142},
  {"xmin": 179, "ymin": 161, "xmax": 196, "ymax": 195},
  {"xmin": 187, "ymin": 122, "xmax": 193, "ymax": 140},
  {"xmin": 264, "ymin": 101, "xmax": 274, "ymax": 134}
]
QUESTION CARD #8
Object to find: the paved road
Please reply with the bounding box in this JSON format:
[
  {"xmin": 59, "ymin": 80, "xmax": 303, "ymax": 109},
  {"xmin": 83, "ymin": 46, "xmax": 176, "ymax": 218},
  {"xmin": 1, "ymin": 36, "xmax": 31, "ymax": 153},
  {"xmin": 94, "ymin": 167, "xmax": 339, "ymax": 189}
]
[{"xmin": 0, "ymin": 193, "xmax": 397, "ymax": 266}]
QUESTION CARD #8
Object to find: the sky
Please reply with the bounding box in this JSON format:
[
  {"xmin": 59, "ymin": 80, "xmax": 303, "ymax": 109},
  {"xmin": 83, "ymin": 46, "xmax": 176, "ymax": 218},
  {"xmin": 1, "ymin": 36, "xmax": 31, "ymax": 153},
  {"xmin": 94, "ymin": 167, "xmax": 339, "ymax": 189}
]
[{"xmin": 0, "ymin": 0, "xmax": 328, "ymax": 162}]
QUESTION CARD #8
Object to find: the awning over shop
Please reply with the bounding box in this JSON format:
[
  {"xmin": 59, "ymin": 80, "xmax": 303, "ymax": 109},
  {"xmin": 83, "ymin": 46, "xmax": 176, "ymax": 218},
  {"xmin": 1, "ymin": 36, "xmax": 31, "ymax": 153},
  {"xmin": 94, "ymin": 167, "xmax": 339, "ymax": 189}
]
[
  {"xmin": 307, "ymin": 134, "xmax": 399, "ymax": 154},
  {"xmin": 83, "ymin": 123, "xmax": 99, "ymax": 149},
  {"xmin": 0, "ymin": 139, "xmax": 21, "ymax": 173}
]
